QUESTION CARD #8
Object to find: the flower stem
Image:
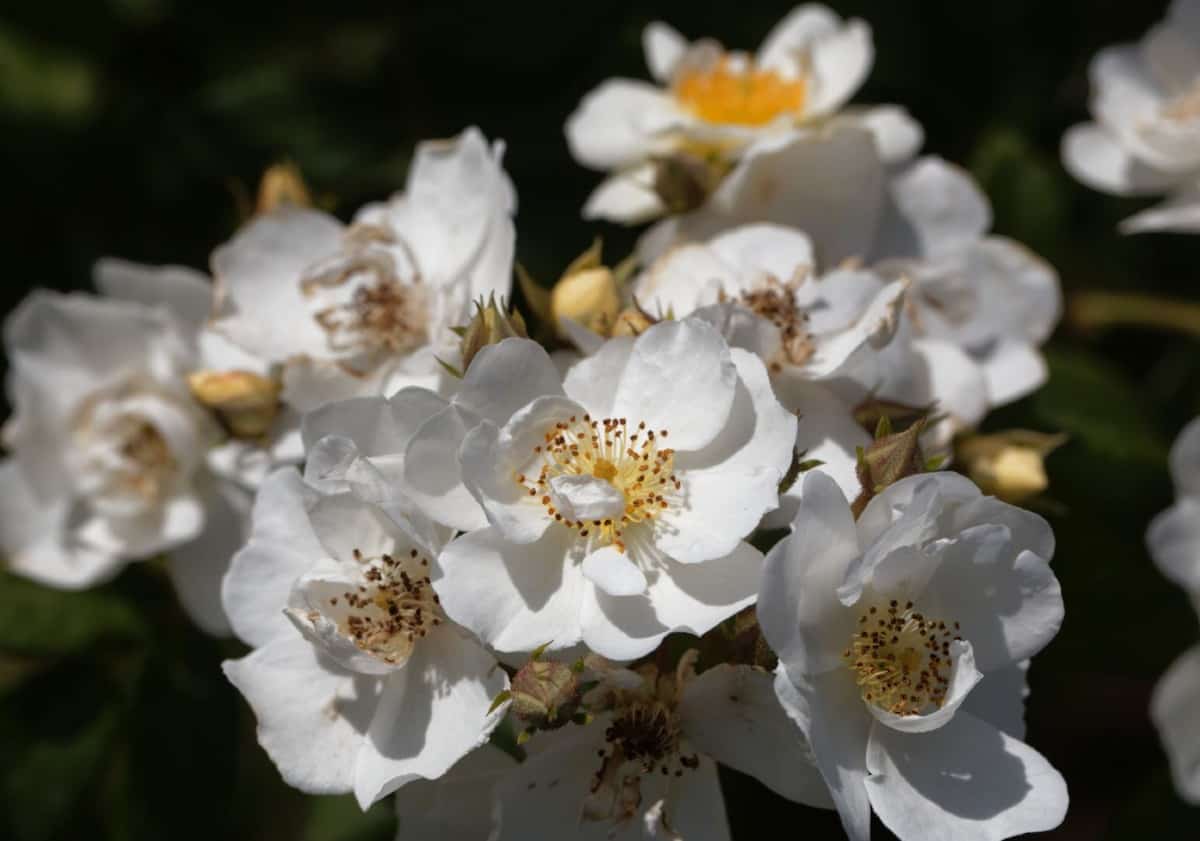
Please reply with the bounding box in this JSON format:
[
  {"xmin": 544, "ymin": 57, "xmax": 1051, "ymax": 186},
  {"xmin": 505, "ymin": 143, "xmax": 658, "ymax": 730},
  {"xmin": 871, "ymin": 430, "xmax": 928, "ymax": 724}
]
[{"xmin": 1069, "ymin": 291, "xmax": 1200, "ymax": 338}]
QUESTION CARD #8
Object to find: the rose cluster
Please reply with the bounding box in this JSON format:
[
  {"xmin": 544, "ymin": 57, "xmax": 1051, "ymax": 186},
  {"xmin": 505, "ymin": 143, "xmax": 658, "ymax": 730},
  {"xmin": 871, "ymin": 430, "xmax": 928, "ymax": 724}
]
[{"xmin": 26, "ymin": 2, "xmax": 1200, "ymax": 839}]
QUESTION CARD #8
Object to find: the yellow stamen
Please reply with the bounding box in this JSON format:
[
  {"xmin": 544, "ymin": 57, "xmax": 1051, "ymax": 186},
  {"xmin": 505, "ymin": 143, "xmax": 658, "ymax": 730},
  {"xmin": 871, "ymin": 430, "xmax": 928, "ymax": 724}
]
[{"xmin": 674, "ymin": 59, "xmax": 806, "ymax": 126}]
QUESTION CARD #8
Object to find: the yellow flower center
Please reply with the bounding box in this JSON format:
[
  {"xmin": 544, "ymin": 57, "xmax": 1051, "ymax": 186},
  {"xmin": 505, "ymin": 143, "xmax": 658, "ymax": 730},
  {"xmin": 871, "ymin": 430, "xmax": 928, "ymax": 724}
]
[
  {"xmin": 515, "ymin": 415, "xmax": 679, "ymax": 553},
  {"xmin": 674, "ymin": 58, "xmax": 806, "ymax": 126},
  {"xmin": 843, "ymin": 599, "xmax": 962, "ymax": 716},
  {"xmin": 327, "ymin": 548, "xmax": 441, "ymax": 665}
]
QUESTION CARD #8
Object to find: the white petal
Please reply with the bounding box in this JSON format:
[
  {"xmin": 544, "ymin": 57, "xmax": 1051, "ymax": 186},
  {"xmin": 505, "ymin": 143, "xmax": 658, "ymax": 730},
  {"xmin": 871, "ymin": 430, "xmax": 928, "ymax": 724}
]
[
  {"xmin": 456, "ymin": 337, "xmax": 563, "ymax": 424},
  {"xmin": 223, "ymin": 636, "xmax": 379, "ymax": 795},
  {"xmin": 756, "ymin": 5, "xmax": 840, "ymax": 72},
  {"xmin": 659, "ymin": 349, "xmax": 796, "ymax": 563},
  {"xmin": 865, "ymin": 710, "xmax": 1068, "ymax": 841},
  {"xmin": 775, "ymin": 666, "xmax": 874, "ymax": 841},
  {"xmin": 562, "ymin": 336, "xmax": 635, "ymax": 417},
  {"xmin": 849, "ymin": 105, "xmax": 925, "ymax": 164},
  {"xmin": 648, "ymin": 125, "xmax": 885, "ymax": 268},
  {"xmin": 582, "ymin": 167, "xmax": 667, "ymax": 224},
  {"xmin": 222, "ymin": 468, "xmax": 326, "ymax": 647},
  {"xmin": 806, "ymin": 20, "xmax": 874, "ymax": 116},
  {"xmin": 1151, "ymin": 643, "xmax": 1200, "ymax": 804},
  {"xmin": 0, "ymin": 460, "xmax": 121, "ymax": 589},
  {"xmin": 353, "ymin": 627, "xmax": 508, "ymax": 807},
  {"xmin": 566, "ymin": 79, "xmax": 681, "ymax": 171},
  {"xmin": 436, "ymin": 526, "xmax": 585, "ymax": 653},
  {"xmin": 876, "ymin": 157, "xmax": 991, "ymax": 260},
  {"xmin": 1121, "ymin": 188, "xmax": 1200, "ymax": 234},
  {"xmin": 1061, "ymin": 123, "xmax": 1177, "ymax": 197},
  {"xmin": 392, "ymin": 744, "xmax": 517, "ymax": 841},
  {"xmin": 403, "ymin": 404, "xmax": 488, "ymax": 533},
  {"xmin": 301, "ymin": 387, "xmax": 445, "ymax": 459},
  {"xmin": 582, "ymin": 546, "xmax": 648, "ymax": 596},
  {"xmin": 1148, "ymin": 497, "xmax": 1200, "ymax": 593},
  {"xmin": 634, "ymin": 244, "xmax": 735, "ymax": 318},
  {"xmin": 980, "ymin": 341, "xmax": 1048, "ymax": 406},
  {"xmin": 210, "ymin": 208, "xmax": 344, "ymax": 362},
  {"xmin": 758, "ymin": 471, "xmax": 861, "ymax": 675},
  {"xmin": 93, "ymin": 258, "xmax": 213, "ymax": 334},
  {"xmin": 166, "ymin": 480, "xmax": 250, "ymax": 636},
  {"xmin": 611, "ymin": 319, "xmax": 738, "ymax": 452},
  {"xmin": 1170, "ymin": 416, "xmax": 1200, "ymax": 497},
  {"xmin": 707, "ymin": 223, "xmax": 816, "ymax": 284},
  {"xmin": 644, "ymin": 22, "xmax": 688, "ymax": 82},
  {"xmin": 961, "ymin": 661, "xmax": 1029, "ymax": 741},
  {"xmin": 581, "ymin": 540, "xmax": 762, "ymax": 661},
  {"xmin": 679, "ymin": 663, "xmax": 833, "ymax": 808}
]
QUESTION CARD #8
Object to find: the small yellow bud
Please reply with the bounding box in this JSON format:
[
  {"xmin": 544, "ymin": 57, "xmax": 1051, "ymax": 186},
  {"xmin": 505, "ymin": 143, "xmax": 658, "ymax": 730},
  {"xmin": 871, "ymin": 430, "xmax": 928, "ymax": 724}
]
[
  {"xmin": 958, "ymin": 430, "xmax": 1067, "ymax": 504},
  {"xmin": 256, "ymin": 162, "xmax": 312, "ymax": 215},
  {"xmin": 551, "ymin": 266, "xmax": 622, "ymax": 337},
  {"xmin": 187, "ymin": 370, "xmax": 281, "ymax": 439}
]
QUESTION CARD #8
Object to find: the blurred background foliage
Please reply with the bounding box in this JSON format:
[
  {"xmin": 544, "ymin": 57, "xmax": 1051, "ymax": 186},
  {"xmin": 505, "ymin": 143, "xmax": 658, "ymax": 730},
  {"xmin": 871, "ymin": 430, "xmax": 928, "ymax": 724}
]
[{"xmin": 1, "ymin": 1, "xmax": 1198, "ymax": 838}]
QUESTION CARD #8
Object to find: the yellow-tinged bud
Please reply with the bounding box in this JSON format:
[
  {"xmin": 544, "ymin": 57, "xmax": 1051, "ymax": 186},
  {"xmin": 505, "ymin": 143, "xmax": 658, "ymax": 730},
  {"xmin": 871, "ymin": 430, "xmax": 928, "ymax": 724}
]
[
  {"xmin": 551, "ymin": 266, "xmax": 622, "ymax": 336},
  {"xmin": 256, "ymin": 162, "xmax": 312, "ymax": 215},
  {"xmin": 958, "ymin": 430, "xmax": 1067, "ymax": 504},
  {"xmin": 455, "ymin": 294, "xmax": 528, "ymax": 374},
  {"xmin": 187, "ymin": 370, "xmax": 281, "ymax": 439}
]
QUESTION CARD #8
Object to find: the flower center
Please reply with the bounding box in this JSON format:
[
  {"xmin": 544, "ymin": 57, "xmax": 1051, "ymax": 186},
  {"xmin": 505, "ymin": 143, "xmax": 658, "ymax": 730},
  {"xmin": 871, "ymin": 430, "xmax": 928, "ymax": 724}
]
[
  {"xmin": 113, "ymin": 418, "xmax": 176, "ymax": 501},
  {"xmin": 674, "ymin": 58, "xmax": 806, "ymax": 126},
  {"xmin": 605, "ymin": 701, "xmax": 681, "ymax": 767},
  {"xmin": 516, "ymin": 416, "xmax": 679, "ymax": 553},
  {"xmin": 327, "ymin": 548, "xmax": 441, "ymax": 665},
  {"xmin": 1162, "ymin": 79, "xmax": 1200, "ymax": 123},
  {"xmin": 842, "ymin": 599, "xmax": 962, "ymax": 716}
]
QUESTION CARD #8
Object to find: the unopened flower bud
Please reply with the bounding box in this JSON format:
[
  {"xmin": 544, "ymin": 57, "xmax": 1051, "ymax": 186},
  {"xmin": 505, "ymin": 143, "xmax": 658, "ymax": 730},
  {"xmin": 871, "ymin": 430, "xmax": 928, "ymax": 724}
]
[
  {"xmin": 652, "ymin": 150, "xmax": 730, "ymax": 214},
  {"xmin": 509, "ymin": 656, "xmax": 582, "ymax": 732},
  {"xmin": 551, "ymin": 266, "xmax": 621, "ymax": 337},
  {"xmin": 958, "ymin": 430, "xmax": 1066, "ymax": 504},
  {"xmin": 187, "ymin": 370, "xmax": 280, "ymax": 439},
  {"xmin": 852, "ymin": 415, "xmax": 930, "ymax": 518},
  {"xmin": 456, "ymin": 294, "xmax": 528, "ymax": 373},
  {"xmin": 256, "ymin": 162, "xmax": 312, "ymax": 215},
  {"xmin": 610, "ymin": 303, "xmax": 658, "ymax": 337}
]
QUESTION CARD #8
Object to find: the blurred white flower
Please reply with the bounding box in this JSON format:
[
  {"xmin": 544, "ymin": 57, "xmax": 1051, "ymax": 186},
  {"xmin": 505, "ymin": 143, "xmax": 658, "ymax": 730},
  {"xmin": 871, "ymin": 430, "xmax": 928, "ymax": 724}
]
[
  {"xmin": 0, "ymin": 271, "xmax": 268, "ymax": 635},
  {"xmin": 491, "ymin": 655, "xmax": 830, "ymax": 840},
  {"xmin": 403, "ymin": 320, "xmax": 795, "ymax": 660},
  {"xmin": 760, "ymin": 470, "xmax": 1067, "ymax": 841},
  {"xmin": 566, "ymin": 5, "xmax": 921, "ymax": 223},
  {"xmin": 210, "ymin": 127, "xmax": 516, "ymax": 412},
  {"xmin": 221, "ymin": 453, "xmax": 505, "ymax": 808},
  {"xmin": 1146, "ymin": 416, "xmax": 1200, "ymax": 803},
  {"xmin": 1062, "ymin": 0, "xmax": 1200, "ymax": 233},
  {"xmin": 641, "ymin": 131, "xmax": 1060, "ymax": 422}
]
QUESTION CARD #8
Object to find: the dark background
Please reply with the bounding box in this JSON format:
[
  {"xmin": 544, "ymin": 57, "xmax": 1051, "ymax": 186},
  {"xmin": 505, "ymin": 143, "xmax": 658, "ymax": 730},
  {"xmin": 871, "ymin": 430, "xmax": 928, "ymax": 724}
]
[{"xmin": 2, "ymin": 1, "xmax": 1199, "ymax": 838}]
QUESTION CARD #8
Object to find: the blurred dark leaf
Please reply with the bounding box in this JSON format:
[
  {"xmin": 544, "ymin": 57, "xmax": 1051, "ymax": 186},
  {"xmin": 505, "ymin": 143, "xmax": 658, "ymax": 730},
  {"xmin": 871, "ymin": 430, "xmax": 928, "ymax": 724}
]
[
  {"xmin": 304, "ymin": 794, "xmax": 396, "ymax": 841},
  {"xmin": 0, "ymin": 572, "xmax": 145, "ymax": 657}
]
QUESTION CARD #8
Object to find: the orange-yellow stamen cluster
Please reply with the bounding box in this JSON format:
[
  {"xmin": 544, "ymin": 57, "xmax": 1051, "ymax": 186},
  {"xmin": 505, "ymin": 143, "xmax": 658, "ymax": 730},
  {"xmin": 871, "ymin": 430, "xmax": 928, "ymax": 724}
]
[
  {"xmin": 674, "ymin": 59, "xmax": 806, "ymax": 126},
  {"xmin": 331, "ymin": 548, "xmax": 441, "ymax": 665},
  {"xmin": 843, "ymin": 599, "xmax": 961, "ymax": 716},
  {"xmin": 516, "ymin": 415, "xmax": 679, "ymax": 553}
]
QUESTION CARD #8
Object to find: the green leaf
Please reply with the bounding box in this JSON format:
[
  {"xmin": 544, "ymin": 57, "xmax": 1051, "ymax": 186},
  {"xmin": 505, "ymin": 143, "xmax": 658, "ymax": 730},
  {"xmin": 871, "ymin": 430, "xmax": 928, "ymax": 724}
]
[{"xmin": 0, "ymin": 572, "xmax": 145, "ymax": 656}]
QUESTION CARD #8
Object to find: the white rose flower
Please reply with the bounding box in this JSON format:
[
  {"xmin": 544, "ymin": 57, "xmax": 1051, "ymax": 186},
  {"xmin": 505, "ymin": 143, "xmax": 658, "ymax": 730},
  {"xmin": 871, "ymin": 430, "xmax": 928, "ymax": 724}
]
[
  {"xmin": 641, "ymin": 132, "xmax": 1059, "ymax": 417},
  {"xmin": 760, "ymin": 470, "xmax": 1068, "ymax": 841},
  {"xmin": 0, "ymin": 281, "xmax": 244, "ymax": 629},
  {"xmin": 1062, "ymin": 0, "xmax": 1200, "ymax": 233},
  {"xmin": 566, "ymin": 5, "xmax": 922, "ymax": 223},
  {"xmin": 209, "ymin": 127, "xmax": 515, "ymax": 412},
  {"xmin": 392, "ymin": 744, "xmax": 519, "ymax": 841},
  {"xmin": 491, "ymin": 655, "xmax": 830, "ymax": 840},
  {"xmin": 1146, "ymin": 416, "xmax": 1200, "ymax": 803},
  {"xmin": 220, "ymin": 460, "xmax": 507, "ymax": 808},
  {"xmin": 404, "ymin": 319, "xmax": 795, "ymax": 660}
]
